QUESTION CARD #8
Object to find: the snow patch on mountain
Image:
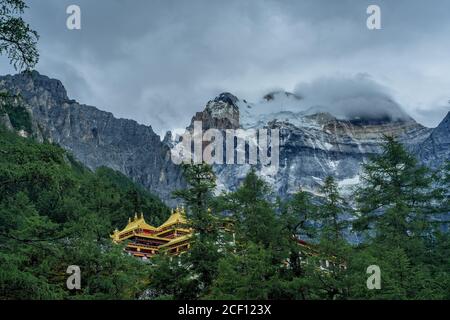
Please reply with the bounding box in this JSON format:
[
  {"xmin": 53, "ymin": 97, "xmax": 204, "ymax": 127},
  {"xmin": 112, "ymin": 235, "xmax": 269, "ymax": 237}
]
[{"xmin": 213, "ymin": 86, "xmax": 434, "ymax": 200}]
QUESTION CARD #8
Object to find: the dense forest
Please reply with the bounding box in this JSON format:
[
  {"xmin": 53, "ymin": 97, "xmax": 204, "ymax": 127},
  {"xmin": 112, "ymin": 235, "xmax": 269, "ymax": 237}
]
[
  {"xmin": 0, "ymin": 123, "xmax": 170, "ymax": 299},
  {"xmin": 0, "ymin": 0, "xmax": 449, "ymax": 300},
  {"xmin": 0, "ymin": 111, "xmax": 449, "ymax": 299},
  {"xmin": 148, "ymin": 143, "xmax": 450, "ymax": 300}
]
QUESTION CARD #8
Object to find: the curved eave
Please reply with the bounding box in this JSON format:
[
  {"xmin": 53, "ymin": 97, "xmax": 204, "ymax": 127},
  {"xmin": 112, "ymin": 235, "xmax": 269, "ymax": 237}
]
[
  {"xmin": 157, "ymin": 211, "xmax": 188, "ymax": 231},
  {"xmin": 134, "ymin": 233, "xmax": 171, "ymax": 242},
  {"xmin": 155, "ymin": 227, "xmax": 192, "ymax": 236},
  {"xmin": 159, "ymin": 234, "xmax": 192, "ymax": 248}
]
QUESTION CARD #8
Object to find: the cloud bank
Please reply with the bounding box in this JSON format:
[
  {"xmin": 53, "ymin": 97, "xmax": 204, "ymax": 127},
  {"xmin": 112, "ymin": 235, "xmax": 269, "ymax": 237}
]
[
  {"xmin": 1, "ymin": 0, "xmax": 449, "ymax": 133},
  {"xmin": 293, "ymin": 74, "xmax": 411, "ymax": 121}
]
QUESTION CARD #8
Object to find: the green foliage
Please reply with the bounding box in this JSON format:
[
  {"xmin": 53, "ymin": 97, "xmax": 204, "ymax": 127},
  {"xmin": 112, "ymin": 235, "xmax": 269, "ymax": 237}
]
[
  {"xmin": 86, "ymin": 166, "xmax": 170, "ymax": 228},
  {"xmin": 434, "ymin": 161, "xmax": 450, "ymax": 214},
  {"xmin": 0, "ymin": 92, "xmax": 33, "ymax": 133},
  {"xmin": 150, "ymin": 163, "xmax": 223, "ymax": 299},
  {"xmin": 317, "ymin": 176, "xmax": 349, "ymax": 242},
  {"xmin": 354, "ymin": 135, "xmax": 436, "ymax": 247},
  {"xmin": 280, "ymin": 189, "xmax": 316, "ymax": 240},
  {"xmin": 1, "ymin": 127, "xmax": 448, "ymax": 300},
  {"xmin": 148, "ymin": 254, "xmax": 198, "ymax": 300},
  {"xmin": 173, "ymin": 163, "xmax": 218, "ymax": 236},
  {"xmin": 218, "ymin": 169, "xmax": 286, "ymax": 251},
  {"xmin": 205, "ymin": 170, "xmax": 299, "ymax": 299},
  {"xmin": 151, "ymin": 148, "xmax": 448, "ymax": 300},
  {"xmin": 347, "ymin": 136, "xmax": 449, "ymax": 299},
  {"xmin": 0, "ymin": 0, "xmax": 39, "ymax": 70},
  {"xmin": 0, "ymin": 128, "xmax": 168, "ymax": 299},
  {"xmin": 207, "ymin": 243, "xmax": 280, "ymax": 300}
]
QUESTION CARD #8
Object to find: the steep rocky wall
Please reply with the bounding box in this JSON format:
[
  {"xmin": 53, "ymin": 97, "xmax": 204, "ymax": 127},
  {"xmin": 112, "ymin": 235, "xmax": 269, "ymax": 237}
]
[{"xmin": 0, "ymin": 71, "xmax": 185, "ymax": 204}]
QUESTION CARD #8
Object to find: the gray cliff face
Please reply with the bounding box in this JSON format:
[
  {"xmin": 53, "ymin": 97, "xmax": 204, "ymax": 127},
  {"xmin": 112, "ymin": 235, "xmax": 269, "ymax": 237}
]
[
  {"xmin": 415, "ymin": 112, "xmax": 450, "ymax": 169},
  {"xmin": 0, "ymin": 71, "xmax": 185, "ymax": 204},
  {"xmin": 188, "ymin": 92, "xmax": 240, "ymax": 131},
  {"xmin": 0, "ymin": 112, "xmax": 13, "ymax": 131},
  {"xmin": 0, "ymin": 89, "xmax": 44, "ymax": 140},
  {"xmin": 267, "ymin": 115, "xmax": 432, "ymax": 197},
  {"xmin": 1, "ymin": 72, "xmax": 447, "ymax": 203},
  {"xmin": 183, "ymin": 92, "xmax": 439, "ymax": 198}
]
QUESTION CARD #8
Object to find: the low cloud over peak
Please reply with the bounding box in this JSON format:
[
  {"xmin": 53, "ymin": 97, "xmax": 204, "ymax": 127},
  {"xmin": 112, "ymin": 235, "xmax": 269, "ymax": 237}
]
[
  {"xmin": 2, "ymin": 0, "xmax": 450, "ymax": 132},
  {"xmin": 293, "ymin": 74, "xmax": 411, "ymax": 122}
]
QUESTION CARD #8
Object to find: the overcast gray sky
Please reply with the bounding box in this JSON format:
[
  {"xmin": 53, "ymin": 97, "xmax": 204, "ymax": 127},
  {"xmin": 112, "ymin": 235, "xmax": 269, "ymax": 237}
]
[{"xmin": 1, "ymin": 0, "xmax": 449, "ymax": 135}]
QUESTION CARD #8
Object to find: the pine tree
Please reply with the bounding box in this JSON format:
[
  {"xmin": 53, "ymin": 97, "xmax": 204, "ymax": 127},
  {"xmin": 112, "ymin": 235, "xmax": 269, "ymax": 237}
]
[
  {"xmin": 317, "ymin": 176, "xmax": 348, "ymax": 242},
  {"xmin": 173, "ymin": 163, "xmax": 218, "ymax": 238},
  {"xmin": 281, "ymin": 189, "xmax": 316, "ymax": 241},
  {"xmin": 0, "ymin": 129, "xmax": 162, "ymax": 299},
  {"xmin": 349, "ymin": 136, "xmax": 448, "ymax": 299},
  {"xmin": 219, "ymin": 168, "xmax": 285, "ymax": 251},
  {"xmin": 207, "ymin": 243, "xmax": 279, "ymax": 300},
  {"xmin": 434, "ymin": 161, "xmax": 450, "ymax": 216},
  {"xmin": 354, "ymin": 135, "xmax": 436, "ymax": 249},
  {"xmin": 144, "ymin": 254, "xmax": 197, "ymax": 300},
  {"xmin": 168, "ymin": 163, "xmax": 223, "ymax": 298},
  {"xmin": 279, "ymin": 189, "xmax": 316, "ymax": 279},
  {"xmin": 299, "ymin": 176, "xmax": 351, "ymax": 300}
]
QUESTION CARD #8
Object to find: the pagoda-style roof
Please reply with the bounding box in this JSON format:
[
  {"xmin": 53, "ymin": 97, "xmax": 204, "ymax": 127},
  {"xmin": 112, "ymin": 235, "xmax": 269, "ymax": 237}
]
[
  {"xmin": 111, "ymin": 212, "xmax": 157, "ymax": 242},
  {"xmin": 111, "ymin": 207, "xmax": 193, "ymax": 257},
  {"xmin": 160, "ymin": 234, "xmax": 192, "ymax": 248},
  {"xmin": 111, "ymin": 207, "xmax": 191, "ymax": 241},
  {"xmin": 157, "ymin": 207, "xmax": 188, "ymax": 230}
]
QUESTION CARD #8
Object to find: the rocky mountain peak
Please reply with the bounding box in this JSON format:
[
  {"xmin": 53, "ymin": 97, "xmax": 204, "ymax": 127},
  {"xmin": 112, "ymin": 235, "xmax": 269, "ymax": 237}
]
[
  {"xmin": 1, "ymin": 71, "xmax": 448, "ymax": 204},
  {"xmin": 0, "ymin": 72, "xmax": 185, "ymax": 204},
  {"xmin": 0, "ymin": 71, "xmax": 69, "ymax": 106},
  {"xmin": 437, "ymin": 111, "xmax": 450, "ymax": 130},
  {"xmin": 434, "ymin": 111, "xmax": 450, "ymax": 142},
  {"xmin": 213, "ymin": 92, "xmax": 239, "ymax": 107},
  {"xmin": 189, "ymin": 92, "xmax": 240, "ymax": 131},
  {"xmin": 416, "ymin": 111, "xmax": 450, "ymax": 168},
  {"xmin": 162, "ymin": 130, "xmax": 174, "ymax": 147}
]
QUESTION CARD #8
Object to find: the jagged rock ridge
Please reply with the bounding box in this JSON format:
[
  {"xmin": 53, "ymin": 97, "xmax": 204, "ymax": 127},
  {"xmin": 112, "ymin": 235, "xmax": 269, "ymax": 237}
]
[
  {"xmin": 0, "ymin": 71, "xmax": 185, "ymax": 204},
  {"xmin": 182, "ymin": 91, "xmax": 445, "ymax": 198},
  {"xmin": 415, "ymin": 111, "xmax": 450, "ymax": 169},
  {"xmin": 1, "ymin": 72, "xmax": 448, "ymax": 202}
]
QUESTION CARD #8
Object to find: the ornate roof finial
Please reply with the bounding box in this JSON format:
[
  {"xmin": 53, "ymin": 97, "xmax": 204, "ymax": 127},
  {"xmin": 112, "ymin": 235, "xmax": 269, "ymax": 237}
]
[
  {"xmin": 128, "ymin": 217, "xmax": 131, "ymax": 224},
  {"xmin": 134, "ymin": 213, "xmax": 138, "ymax": 221},
  {"xmin": 140, "ymin": 212, "xmax": 144, "ymax": 219}
]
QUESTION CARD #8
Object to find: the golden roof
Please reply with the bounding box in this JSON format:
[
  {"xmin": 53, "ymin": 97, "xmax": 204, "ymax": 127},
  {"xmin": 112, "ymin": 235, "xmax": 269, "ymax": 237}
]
[
  {"xmin": 157, "ymin": 207, "xmax": 188, "ymax": 230},
  {"xmin": 111, "ymin": 207, "xmax": 192, "ymax": 245},
  {"xmin": 159, "ymin": 234, "xmax": 192, "ymax": 248},
  {"xmin": 127, "ymin": 213, "xmax": 156, "ymax": 230},
  {"xmin": 111, "ymin": 212, "xmax": 156, "ymax": 241}
]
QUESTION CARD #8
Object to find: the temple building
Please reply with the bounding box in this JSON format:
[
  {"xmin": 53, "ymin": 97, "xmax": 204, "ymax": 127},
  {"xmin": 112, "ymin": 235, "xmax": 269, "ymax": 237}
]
[
  {"xmin": 111, "ymin": 207, "xmax": 340, "ymax": 269},
  {"xmin": 111, "ymin": 207, "xmax": 193, "ymax": 259}
]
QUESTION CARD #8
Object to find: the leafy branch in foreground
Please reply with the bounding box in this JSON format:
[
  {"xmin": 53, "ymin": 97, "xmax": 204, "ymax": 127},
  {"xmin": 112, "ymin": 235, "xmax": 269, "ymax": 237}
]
[{"xmin": 0, "ymin": 0, "xmax": 39, "ymax": 70}]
